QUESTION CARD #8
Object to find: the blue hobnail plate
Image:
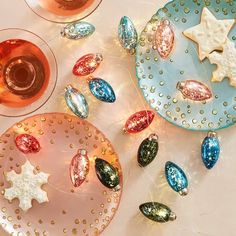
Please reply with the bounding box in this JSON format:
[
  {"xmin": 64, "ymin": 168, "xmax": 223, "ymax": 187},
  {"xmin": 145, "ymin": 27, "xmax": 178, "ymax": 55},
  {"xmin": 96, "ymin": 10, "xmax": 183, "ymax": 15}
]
[{"xmin": 136, "ymin": 0, "xmax": 236, "ymax": 131}]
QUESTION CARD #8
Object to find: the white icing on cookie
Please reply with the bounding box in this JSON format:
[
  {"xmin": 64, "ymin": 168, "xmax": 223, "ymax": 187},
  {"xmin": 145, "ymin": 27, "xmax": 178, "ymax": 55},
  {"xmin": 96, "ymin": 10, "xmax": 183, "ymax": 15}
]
[
  {"xmin": 208, "ymin": 40, "xmax": 236, "ymax": 88},
  {"xmin": 183, "ymin": 7, "xmax": 235, "ymax": 61},
  {"xmin": 4, "ymin": 160, "xmax": 49, "ymax": 212}
]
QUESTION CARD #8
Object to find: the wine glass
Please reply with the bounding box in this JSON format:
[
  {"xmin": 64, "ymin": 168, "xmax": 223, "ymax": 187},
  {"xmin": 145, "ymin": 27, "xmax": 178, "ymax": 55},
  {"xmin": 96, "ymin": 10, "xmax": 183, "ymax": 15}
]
[
  {"xmin": 0, "ymin": 28, "xmax": 58, "ymax": 117},
  {"xmin": 24, "ymin": 0, "xmax": 103, "ymax": 23}
]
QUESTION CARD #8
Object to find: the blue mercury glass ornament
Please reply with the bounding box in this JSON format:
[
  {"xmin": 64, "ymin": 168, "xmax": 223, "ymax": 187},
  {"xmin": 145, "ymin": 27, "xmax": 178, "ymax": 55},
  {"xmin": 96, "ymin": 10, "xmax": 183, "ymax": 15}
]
[
  {"xmin": 165, "ymin": 161, "xmax": 188, "ymax": 196},
  {"xmin": 61, "ymin": 21, "xmax": 95, "ymax": 40},
  {"xmin": 64, "ymin": 85, "xmax": 89, "ymax": 119},
  {"xmin": 89, "ymin": 78, "xmax": 116, "ymax": 103},
  {"xmin": 118, "ymin": 16, "xmax": 138, "ymax": 53},
  {"xmin": 201, "ymin": 131, "xmax": 220, "ymax": 169}
]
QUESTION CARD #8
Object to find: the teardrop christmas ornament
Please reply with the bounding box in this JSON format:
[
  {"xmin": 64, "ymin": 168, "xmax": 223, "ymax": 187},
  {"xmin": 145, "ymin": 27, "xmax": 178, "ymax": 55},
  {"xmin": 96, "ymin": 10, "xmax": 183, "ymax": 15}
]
[
  {"xmin": 64, "ymin": 85, "xmax": 89, "ymax": 119},
  {"xmin": 155, "ymin": 19, "xmax": 175, "ymax": 59},
  {"xmin": 95, "ymin": 158, "xmax": 120, "ymax": 190},
  {"xmin": 15, "ymin": 134, "xmax": 41, "ymax": 154},
  {"xmin": 201, "ymin": 131, "xmax": 220, "ymax": 169},
  {"xmin": 118, "ymin": 16, "xmax": 138, "ymax": 53},
  {"xmin": 137, "ymin": 133, "xmax": 159, "ymax": 167},
  {"xmin": 139, "ymin": 202, "xmax": 176, "ymax": 223},
  {"xmin": 61, "ymin": 21, "xmax": 95, "ymax": 40},
  {"xmin": 177, "ymin": 80, "xmax": 212, "ymax": 101},
  {"xmin": 89, "ymin": 78, "xmax": 116, "ymax": 103},
  {"xmin": 123, "ymin": 110, "xmax": 155, "ymax": 134},
  {"xmin": 70, "ymin": 149, "xmax": 90, "ymax": 188},
  {"xmin": 165, "ymin": 161, "xmax": 188, "ymax": 196},
  {"xmin": 73, "ymin": 53, "xmax": 103, "ymax": 77}
]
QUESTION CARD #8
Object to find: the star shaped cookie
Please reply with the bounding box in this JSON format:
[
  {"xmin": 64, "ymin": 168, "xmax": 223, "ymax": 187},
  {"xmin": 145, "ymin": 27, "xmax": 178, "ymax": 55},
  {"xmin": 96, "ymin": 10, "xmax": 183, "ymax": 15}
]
[
  {"xmin": 183, "ymin": 7, "xmax": 235, "ymax": 61},
  {"xmin": 208, "ymin": 40, "xmax": 236, "ymax": 88},
  {"xmin": 4, "ymin": 160, "xmax": 49, "ymax": 212}
]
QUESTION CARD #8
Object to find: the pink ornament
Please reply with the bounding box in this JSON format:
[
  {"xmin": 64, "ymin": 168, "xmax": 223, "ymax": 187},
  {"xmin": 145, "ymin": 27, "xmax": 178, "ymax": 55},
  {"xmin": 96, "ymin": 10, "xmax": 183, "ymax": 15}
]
[
  {"xmin": 124, "ymin": 110, "xmax": 155, "ymax": 134},
  {"xmin": 15, "ymin": 134, "xmax": 41, "ymax": 154},
  {"xmin": 155, "ymin": 20, "xmax": 175, "ymax": 59},
  {"xmin": 73, "ymin": 53, "xmax": 103, "ymax": 77},
  {"xmin": 70, "ymin": 149, "xmax": 90, "ymax": 188},
  {"xmin": 177, "ymin": 80, "xmax": 213, "ymax": 101}
]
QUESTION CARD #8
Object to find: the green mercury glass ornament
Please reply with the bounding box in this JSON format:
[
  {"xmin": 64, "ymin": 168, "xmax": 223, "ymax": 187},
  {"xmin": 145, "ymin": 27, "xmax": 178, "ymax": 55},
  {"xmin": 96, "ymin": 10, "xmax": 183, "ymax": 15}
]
[
  {"xmin": 139, "ymin": 202, "xmax": 176, "ymax": 223},
  {"xmin": 95, "ymin": 158, "xmax": 120, "ymax": 191},
  {"xmin": 137, "ymin": 133, "xmax": 159, "ymax": 167}
]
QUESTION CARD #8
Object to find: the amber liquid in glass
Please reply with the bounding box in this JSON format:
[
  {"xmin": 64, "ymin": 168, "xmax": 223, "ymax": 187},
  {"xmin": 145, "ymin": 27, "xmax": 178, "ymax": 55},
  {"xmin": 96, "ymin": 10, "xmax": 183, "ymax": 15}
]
[
  {"xmin": 39, "ymin": 0, "xmax": 95, "ymax": 17},
  {"xmin": 0, "ymin": 39, "xmax": 50, "ymax": 108}
]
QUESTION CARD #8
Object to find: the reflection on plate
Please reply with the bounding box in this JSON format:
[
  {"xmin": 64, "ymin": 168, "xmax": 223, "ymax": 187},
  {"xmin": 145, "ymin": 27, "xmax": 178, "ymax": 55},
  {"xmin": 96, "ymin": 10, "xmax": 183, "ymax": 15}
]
[
  {"xmin": 136, "ymin": 0, "xmax": 236, "ymax": 131},
  {"xmin": 0, "ymin": 113, "xmax": 122, "ymax": 235}
]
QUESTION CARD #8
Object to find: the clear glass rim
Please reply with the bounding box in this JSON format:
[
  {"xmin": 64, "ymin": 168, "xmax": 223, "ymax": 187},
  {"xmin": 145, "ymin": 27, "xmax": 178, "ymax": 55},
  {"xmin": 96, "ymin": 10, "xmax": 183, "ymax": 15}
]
[
  {"xmin": 24, "ymin": 0, "xmax": 103, "ymax": 24},
  {"xmin": 0, "ymin": 28, "xmax": 58, "ymax": 118}
]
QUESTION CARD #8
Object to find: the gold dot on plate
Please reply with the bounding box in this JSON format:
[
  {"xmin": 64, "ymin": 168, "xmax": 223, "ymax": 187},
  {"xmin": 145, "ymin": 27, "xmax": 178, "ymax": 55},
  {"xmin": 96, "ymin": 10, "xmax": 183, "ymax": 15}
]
[
  {"xmin": 63, "ymin": 228, "xmax": 67, "ymax": 233},
  {"xmin": 51, "ymin": 220, "xmax": 55, "ymax": 225},
  {"xmin": 52, "ymin": 129, "xmax": 56, "ymax": 134},
  {"xmin": 16, "ymin": 123, "xmax": 22, "ymax": 128},
  {"xmin": 13, "ymin": 224, "xmax": 18, "ymax": 229},
  {"xmin": 38, "ymin": 130, "xmax": 44, "ymax": 135},
  {"xmin": 1, "ymin": 207, "xmax": 6, "ymax": 213},
  {"xmin": 15, "ymin": 209, "xmax": 20, "ymax": 214},
  {"xmin": 75, "ymin": 219, "xmax": 80, "ymax": 224}
]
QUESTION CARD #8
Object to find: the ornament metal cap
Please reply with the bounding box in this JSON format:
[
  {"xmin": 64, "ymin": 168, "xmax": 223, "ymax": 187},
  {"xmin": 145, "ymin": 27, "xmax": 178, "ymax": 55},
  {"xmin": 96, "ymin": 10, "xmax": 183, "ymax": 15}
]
[
  {"xmin": 148, "ymin": 133, "xmax": 159, "ymax": 141},
  {"xmin": 207, "ymin": 131, "xmax": 217, "ymax": 138},
  {"xmin": 77, "ymin": 149, "xmax": 87, "ymax": 156},
  {"xmin": 169, "ymin": 212, "xmax": 177, "ymax": 221},
  {"xmin": 179, "ymin": 188, "xmax": 189, "ymax": 196},
  {"xmin": 65, "ymin": 84, "xmax": 73, "ymax": 92},
  {"xmin": 113, "ymin": 184, "xmax": 121, "ymax": 192},
  {"xmin": 123, "ymin": 127, "xmax": 128, "ymax": 134},
  {"xmin": 176, "ymin": 81, "xmax": 184, "ymax": 91},
  {"xmin": 95, "ymin": 53, "xmax": 103, "ymax": 62}
]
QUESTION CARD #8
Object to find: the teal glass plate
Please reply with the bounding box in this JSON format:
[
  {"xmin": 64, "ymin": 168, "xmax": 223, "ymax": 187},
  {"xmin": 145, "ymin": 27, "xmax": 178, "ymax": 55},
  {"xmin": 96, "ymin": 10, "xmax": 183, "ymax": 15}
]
[{"xmin": 136, "ymin": 0, "xmax": 236, "ymax": 131}]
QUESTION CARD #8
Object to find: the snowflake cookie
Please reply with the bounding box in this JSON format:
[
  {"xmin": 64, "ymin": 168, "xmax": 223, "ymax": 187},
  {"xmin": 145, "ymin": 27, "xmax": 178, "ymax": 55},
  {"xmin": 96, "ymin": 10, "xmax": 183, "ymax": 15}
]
[
  {"xmin": 208, "ymin": 40, "xmax": 236, "ymax": 88},
  {"xmin": 4, "ymin": 160, "xmax": 49, "ymax": 212},
  {"xmin": 183, "ymin": 7, "xmax": 235, "ymax": 61}
]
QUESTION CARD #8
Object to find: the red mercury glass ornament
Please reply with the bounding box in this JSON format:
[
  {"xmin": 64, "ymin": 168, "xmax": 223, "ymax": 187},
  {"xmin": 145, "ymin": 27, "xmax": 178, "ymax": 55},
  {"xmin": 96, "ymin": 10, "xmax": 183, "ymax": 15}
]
[
  {"xmin": 15, "ymin": 134, "xmax": 41, "ymax": 154},
  {"xmin": 123, "ymin": 110, "xmax": 155, "ymax": 134},
  {"xmin": 70, "ymin": 149, "xmax": 90, "ymax": 188},
  {"xmin": 72, "ymin": 53, "xmax": 103, "ymax": 76},
  {"xmin": 154, "ymin": 19, "xmax": 175, "ymax": 59},
  {"xmin": 177, "ymin": 80, "xmax": 213, "ymax": 101}
]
